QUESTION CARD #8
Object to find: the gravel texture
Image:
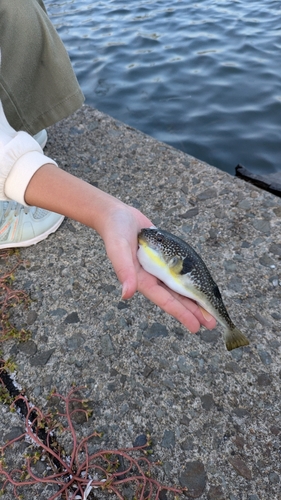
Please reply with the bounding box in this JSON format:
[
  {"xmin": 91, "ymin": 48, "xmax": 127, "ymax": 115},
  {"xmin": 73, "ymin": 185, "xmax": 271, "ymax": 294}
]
[{"xmin": 1, "ymin": 105, "xmax": 281, "ymax": 499}]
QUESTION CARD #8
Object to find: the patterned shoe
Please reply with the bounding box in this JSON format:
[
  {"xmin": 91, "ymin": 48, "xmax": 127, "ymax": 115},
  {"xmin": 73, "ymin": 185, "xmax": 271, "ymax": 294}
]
[{"xmin": 0, "ymin": 201, "xmax": 64, "ymax": 249}]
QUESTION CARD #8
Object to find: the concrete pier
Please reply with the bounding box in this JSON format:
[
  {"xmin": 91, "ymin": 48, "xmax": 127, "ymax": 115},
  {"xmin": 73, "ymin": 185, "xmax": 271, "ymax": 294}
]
[{"xmin": 1, "ymin": 105, "xmax": 281, "ymax": 499}]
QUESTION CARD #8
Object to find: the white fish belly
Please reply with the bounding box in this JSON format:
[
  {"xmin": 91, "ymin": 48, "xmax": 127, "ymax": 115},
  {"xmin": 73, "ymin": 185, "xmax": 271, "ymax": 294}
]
[{"xmin": 137, "ymin": 245, "xmax": 199, "ymax": 300}]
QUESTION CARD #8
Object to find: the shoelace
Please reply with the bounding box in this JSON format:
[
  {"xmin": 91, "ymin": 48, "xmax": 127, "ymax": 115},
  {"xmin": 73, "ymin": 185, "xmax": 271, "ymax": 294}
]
[{"xmin": 3, "ymin": 201, "xmax": 30, "ymax": 218}]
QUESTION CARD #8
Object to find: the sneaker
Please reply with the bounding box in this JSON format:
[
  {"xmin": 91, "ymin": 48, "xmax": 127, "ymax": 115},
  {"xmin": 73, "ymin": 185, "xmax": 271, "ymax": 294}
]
[
  {"xmin": 33, "ymin": 129, "xmax": 48, "ymax": 149},
  {"xmin": 0, "ymin": 201, "xmax": 64, "ymax": 249}
]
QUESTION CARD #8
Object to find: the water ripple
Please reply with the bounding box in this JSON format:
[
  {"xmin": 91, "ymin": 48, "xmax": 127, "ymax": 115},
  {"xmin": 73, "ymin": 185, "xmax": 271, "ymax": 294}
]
[{"xmin": 45, "ymin": 0, "xmax": 281, "ymax": 176}]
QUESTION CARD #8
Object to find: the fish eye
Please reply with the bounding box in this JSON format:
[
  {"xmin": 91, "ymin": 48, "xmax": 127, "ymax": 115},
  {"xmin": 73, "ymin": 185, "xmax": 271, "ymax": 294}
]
[{"xmin": 156, "ymin": 233, "xmax": 164, "ymax": 243}]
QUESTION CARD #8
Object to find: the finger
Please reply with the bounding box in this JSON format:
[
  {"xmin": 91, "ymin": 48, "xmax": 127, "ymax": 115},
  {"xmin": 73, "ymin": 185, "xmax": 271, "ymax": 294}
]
[
  {"xmin": 198, "ymin": 306, "xmax": 216, "ymax": 325},
  {"xmin": 173, "ymin": 295, "xmax": 217, "ymax": 329},
  {"xmin": 160, "ymin": 283, "xmax": 217, "ymax": 329},
  {"xmin": 137, "ymin": 271, "xmax": 202, "ymax": 333}
]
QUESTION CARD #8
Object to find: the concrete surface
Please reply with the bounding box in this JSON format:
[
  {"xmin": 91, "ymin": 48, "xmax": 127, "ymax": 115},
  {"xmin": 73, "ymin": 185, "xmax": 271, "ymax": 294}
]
[{"xmin": 1, "ymin": 105, "xmax": 281, "ymax": 499}]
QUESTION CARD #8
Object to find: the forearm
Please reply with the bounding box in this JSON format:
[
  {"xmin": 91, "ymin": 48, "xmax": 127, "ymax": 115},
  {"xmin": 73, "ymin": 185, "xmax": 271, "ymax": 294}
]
[{"xmin": 24, "ymin": 163, "xmax": 125, "ymax": 236}]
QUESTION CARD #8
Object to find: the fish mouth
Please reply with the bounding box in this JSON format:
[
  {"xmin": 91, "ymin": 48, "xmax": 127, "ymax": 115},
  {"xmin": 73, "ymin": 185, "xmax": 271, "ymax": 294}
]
[
  {"xmin": 138, "ymin": 228, "xmax": 152, "ymax": 246},
  {"xmin": 137, "ymin": 232, "xmax": 148, "ymax": 254},
  {"xmin": 137, "ymin": 233, "xmax": 145, "ymax": 246}
]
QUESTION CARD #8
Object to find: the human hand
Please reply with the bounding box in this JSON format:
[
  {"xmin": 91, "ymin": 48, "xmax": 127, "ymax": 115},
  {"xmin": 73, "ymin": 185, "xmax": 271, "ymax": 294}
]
[
  {"xmin": 100, "ymin": 203, "xmax": 217, "ymax": 334},
  {"xmin": 24, "ymin": 164, "xmax": 216, "ymax": 333}
]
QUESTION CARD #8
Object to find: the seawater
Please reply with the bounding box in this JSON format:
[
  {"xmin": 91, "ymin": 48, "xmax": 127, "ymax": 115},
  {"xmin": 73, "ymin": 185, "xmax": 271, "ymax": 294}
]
[{"xmin": 45, "ymin": 0, "xmax": 281, "ymax": 176}]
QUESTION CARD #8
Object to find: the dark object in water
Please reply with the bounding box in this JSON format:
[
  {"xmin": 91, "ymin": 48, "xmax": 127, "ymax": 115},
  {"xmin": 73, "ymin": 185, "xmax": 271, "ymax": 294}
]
[{"xmin": 235, "ymin": 164, "xmax": 281, "ymax": 198}]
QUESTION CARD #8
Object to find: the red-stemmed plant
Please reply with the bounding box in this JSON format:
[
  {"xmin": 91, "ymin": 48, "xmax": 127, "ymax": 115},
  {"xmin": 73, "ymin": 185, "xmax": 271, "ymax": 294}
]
[
  {"xmin": 0, "ymin": 385, "xmax": 184, "ymax": 499},
  {"xmin": 0, "ymin": 250, "xmax": 30, "ymax": 342}
]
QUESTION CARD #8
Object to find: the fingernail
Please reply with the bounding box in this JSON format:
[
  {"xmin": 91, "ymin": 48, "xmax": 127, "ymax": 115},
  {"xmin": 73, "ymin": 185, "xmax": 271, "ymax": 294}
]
[
  {"xmin": 121, "ymin": 283, "xmax": 128, "ymax": 300},
  {"xmin": 199, "ymin": 306, "xmax": 213, "ymax": 322}
]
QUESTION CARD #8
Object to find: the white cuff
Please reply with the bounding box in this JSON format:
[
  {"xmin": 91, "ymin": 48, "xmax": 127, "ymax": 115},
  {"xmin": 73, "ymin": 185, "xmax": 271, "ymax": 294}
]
[
  {"xmin": 0, "ymin": 130, "xmax": 57, "ymax": 205},
  {"xmin": 5, "ymin": 151, "xmax": 57, "ymax": 206}
]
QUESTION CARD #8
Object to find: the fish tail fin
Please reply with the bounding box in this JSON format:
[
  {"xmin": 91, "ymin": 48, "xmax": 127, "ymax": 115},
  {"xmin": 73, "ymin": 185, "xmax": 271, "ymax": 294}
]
[{"xmin": 225, "ymin": 326, "xmax": 250, "ymax": 351}]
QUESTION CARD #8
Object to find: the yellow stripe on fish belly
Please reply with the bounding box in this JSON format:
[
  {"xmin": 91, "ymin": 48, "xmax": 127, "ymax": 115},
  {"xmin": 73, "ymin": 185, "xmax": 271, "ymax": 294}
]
[
  {"xmin": 139, "ymin": 243, "xmax": 190, "ymax": 292},
  {"xmin": 139, "ymin": 243, "xmax": 167, "ymax": 269}
]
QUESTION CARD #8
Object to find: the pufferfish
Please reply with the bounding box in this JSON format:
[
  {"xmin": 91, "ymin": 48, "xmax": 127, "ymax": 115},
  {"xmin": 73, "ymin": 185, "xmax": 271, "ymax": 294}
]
[{"xmin": 137, "ymin": 228, "xmax": 249, "ymax": 351}]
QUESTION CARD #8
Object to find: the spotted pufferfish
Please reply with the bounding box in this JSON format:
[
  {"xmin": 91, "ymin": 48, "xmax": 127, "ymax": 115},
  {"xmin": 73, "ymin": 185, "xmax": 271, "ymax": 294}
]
[{"xmin": 137, "ymin": 227, "xmax": 249, "ymax": 351}]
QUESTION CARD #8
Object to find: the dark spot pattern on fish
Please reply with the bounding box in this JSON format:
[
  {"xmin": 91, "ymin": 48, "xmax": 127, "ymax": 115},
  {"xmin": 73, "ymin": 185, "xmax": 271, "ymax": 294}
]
[
  {"xmin": 180, "ymin": 256, "xmax": 194, "ymax": 274},
  {"xmin": 213, "ymin": 284, "xmax": 222, "ymax": 300}
]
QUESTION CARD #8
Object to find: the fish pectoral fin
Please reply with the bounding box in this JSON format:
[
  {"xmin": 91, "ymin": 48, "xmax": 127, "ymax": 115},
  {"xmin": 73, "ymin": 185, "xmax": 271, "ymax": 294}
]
[
  {"xmin": 169, "ymin": 256, "xmax": 183, "ymax": 273},
  {"xmin": 225, "ymin": 326, "xmax": 250, "ymax": 351},
  {"xmin": 168, "ymin": 255, "xmax": 179, "ymax": 267},
  {"xmin": 169, "ymin": 255, "xmax": 195, "ymax": 276}
]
